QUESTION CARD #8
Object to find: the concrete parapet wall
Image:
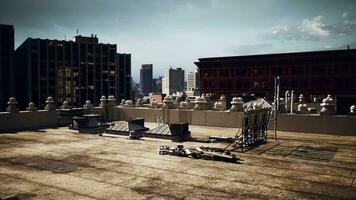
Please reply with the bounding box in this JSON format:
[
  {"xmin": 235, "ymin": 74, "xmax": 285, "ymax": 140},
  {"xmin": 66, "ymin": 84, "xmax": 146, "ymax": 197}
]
[
  {"xmin": 118, "ymin": 107, "xmax": 356, "ymax": 135},
  {"xmin": 276, "ymin": 114, "xmax": 356, "ymax": 135},
  {"xmin": 1, "ymin": 107, "xmax": 354, "ymax": 135},
  {"xmin": 118, "ymin": 107, "xmax": 244, "ymax": 128},
  {"xmin": 0, "ymin": 110, "xmax": 57, "ymax": 132},
  {"xmin": 118, "ymin": 107, "xmax": 163, "ymax": 122},
  {"xmin": 191, "ymin": 111, "xmax": 243, "ymax": 127}
]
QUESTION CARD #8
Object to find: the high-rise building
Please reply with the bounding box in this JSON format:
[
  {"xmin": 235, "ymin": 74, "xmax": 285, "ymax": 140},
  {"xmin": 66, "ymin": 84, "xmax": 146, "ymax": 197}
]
[
  {"xmin": 186, "ymin": 70, "xmax": 200, "ymax": 96},
  {"xmin": 131, "ymin": 80, "xmax": 140, "ymax": 100},
  {"xmin": 117, "ymin": 53, "xmax": 131, "ymax": 101},
  {"xmin": 162, "ymin": 67, "xmax": 185, "ymax": 95},
  {"xmin": 0, "ymin": 24, "xmax": 14, "ymax": 111},
  {"xmin": 140, "ymin": 64, "xmax": 153, "ymax": 95},
  {"xmin": 187, "ymin": 71, "xmax": 196, "ymax": 90},
  {"xmin": 152, "ymin": 76, "xmax": 163, "ymax": 93},
  {"xmin": 195, "ymin": 49, "xmax": 356, "ymax": 101},
  {"xmin": 14, "ymin": 35, "xmax": 129, "ymax": 108}
]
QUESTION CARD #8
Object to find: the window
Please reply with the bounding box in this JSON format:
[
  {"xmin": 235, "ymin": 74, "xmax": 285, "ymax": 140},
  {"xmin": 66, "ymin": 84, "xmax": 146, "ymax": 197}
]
[
  {"xmin": 226, "ymin": 81, "xmax": 233, "ymax": 89},
  {"xmin": 236, "ymin": 81, "xmax": 241, "ymax": 88},
  {"xmin": 219, "ymin": 81, "xmax": 226, "ymax": 89},
  {"xmin": 311, "ymin": 66, "xmax": 325, "ymax": 75},
  {"xmin": 292, "ymin": 67, "xmax": 304, "ymax": 75},
  {"xmin": 335, "ymin": 65, "xmax": 349, "ymax": 74},
  {"xmin": 271, "ymin": 68, "xmax": 283, "ymax": 76},
  {"xmin": 235, "ymin": 69, "xmax": 246, "ymax": 76},
  {"xmin": 253, "ymin": 81, "xmax": 259, "ymax": 89},
  {"xmin": 299, "ymin": 80, "xmax": 308, "ymax": 88},
  {"xmin": 219, "ymin": 69, "xmax": 229, "ymax": 77}
]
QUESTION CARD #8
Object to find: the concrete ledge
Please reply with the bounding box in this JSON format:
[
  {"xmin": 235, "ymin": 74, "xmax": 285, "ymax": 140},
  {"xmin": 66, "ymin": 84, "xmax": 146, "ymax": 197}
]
[
  {"xmin": 0, "ymin": 110, "xmax": 57, "ymax": 132},
  {"xmin": 276, "ymin": 114, "xmax": 356, "ymax": 135},
  {"xmin": 117, "ymin": 107, "xmax": 244, "ymax": 128},
  {"xmin": 117, "ymin": 107, "xmax": 356, "ymax": 136},
  {"xmin": 1, "ymin": 107, "xmax": 354, "ymax": 135},
  {"xmin": 118, "ymin": 107, "xmax": 163, "ymax": 122}
]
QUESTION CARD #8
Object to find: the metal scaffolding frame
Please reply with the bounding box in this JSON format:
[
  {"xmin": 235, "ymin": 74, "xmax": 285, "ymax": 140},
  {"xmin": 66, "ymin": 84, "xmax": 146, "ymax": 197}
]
[{"xmin": 225, "ymin": 98, "xmax": 272, "ymax": 152}]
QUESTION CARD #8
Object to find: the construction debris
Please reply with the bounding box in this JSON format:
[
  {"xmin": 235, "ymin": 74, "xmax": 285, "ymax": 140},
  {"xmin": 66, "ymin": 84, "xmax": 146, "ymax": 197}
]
[
  {"xmin": 159, "ymin": 145, "xmax": 239, "ymax": 163},
  {"xmin": 208, "ymin": 136, "xmax": 234, "ymax": 143},
  {"xmin": 0, "ymin": 194, "xmax": 19, "ymax": 200}
]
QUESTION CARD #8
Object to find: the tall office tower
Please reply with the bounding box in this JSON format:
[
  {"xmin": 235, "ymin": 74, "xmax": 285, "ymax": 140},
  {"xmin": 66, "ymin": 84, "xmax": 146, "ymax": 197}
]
[
  {"xmin": 117, "ymin": 53, "xmax": 131, "ymax": 101},
  {"xmin": 14, "ymin": 35, "xmax": 120, "ymax": 108},
  {"xmin": 187, "ymin": 71, "xmax": 197, "ymax": 91},
  {"xmin": 162, "ymin": 67, "xmax": 185, "ymax": 95},
  {"xmin": 131, "ymin": 80, "xmax": 140, "ymax": 100},
  {"xmin": 152, "ymin": 76, "xmax": 163, "ymax": 93},
  {"xmin": 186, "ymin": 70, "xmax": 200, "ymax": 96},
  {"xmin": 0, "ymin": 24, "xmax": 14, "ymax": 111},
  {"xmin": 140, "ymin": 64, "xmax": 153, "ymax": 95}
]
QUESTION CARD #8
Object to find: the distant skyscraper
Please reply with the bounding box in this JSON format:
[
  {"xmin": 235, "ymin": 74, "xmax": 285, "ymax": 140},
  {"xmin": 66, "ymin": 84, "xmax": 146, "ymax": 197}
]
[
  {"xmin": 187, "ymin": 71, "xmax": 197, "ymax": 91},
  {"xmin": 117, "ymin": 53, "xmax": 131, "ymax": 101},
  {"xmin": 14, "ymin": 35, "xmax": 128, "ymax": 108},
  {"xmin": 131, "ymin": 80, "xmax": 140, "ymax": 100},
  {"xmin": 162, "ymin": 67, "xmax": 185, "ymax": 95},
  {"xmin": 186, "ymin": 70, "xmax": 200, "ymax": 96},
  {"xmin": 140, "ymin": 64, "xmax": 153, "ymax": 95},
  {"xmin": 0, "ymin": 24, "xmax": 14, "ymax": 111},
  {"xmin": 152, "ymin": 76, "xmax": 163, "ymax": 93}
]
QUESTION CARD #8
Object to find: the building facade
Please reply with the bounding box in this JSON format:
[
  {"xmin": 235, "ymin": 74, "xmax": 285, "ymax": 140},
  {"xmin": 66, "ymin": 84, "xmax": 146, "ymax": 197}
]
[
  {"xmin": 162, "ymin": 67, "xmax": 185, "ymax": 95},
  {"xmin": 195, "ymin": 49, "xmax": 356, "ymax": 101},
  {"xmin": 15, "ymin": 35, "xmax": 129, "ymax": 108},
  {"xmin": 140, "ymin": 64, "xmax": 153, "ymax": 95},
  {"xmin": 0, "ymin": 24, "xmax": 14, "ymax": 111}
]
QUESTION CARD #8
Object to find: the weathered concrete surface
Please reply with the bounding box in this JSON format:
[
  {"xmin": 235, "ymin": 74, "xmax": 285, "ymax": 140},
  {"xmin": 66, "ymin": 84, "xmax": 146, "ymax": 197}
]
[{"xmin": 0, "ymin": 124, "xmax": 356, "ymax": 199}]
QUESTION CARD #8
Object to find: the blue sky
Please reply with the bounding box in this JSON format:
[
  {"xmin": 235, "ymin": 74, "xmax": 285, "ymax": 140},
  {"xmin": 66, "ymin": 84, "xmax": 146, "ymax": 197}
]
[{"xmin": 1, "ymin": 0, "xmax": 356, "ymax": 82}]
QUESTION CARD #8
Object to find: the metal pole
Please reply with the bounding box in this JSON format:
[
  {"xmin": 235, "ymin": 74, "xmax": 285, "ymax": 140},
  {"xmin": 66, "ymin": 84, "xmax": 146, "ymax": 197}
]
[
  {"xmin": 277, "ymin": 77, "xmax": 280, "ymax": 111},
  {"xmin": 290, "ymin": 90, "xmax": 294, "ymax": 114},
  {"xmin": 274, "ymin": 77, "xmax": 279, "ymax": 140},
  {"xmin": 274, "ymin": 77, "xmax": 276, "ymax": 140},
  {"xmin": 285, "ymin": 90, "xmax": 289, "ymax": 112},
  {"xmin": 277, "ymin": 76, "xmax": 279, "ymax": 140}
]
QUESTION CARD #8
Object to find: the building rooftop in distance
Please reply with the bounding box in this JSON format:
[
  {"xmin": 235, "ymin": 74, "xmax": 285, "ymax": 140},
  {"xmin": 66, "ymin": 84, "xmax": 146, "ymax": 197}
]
[
  {"xmin": 0, "ymin": 122, "xmax": 355, "ymax": 199},
  {"xmin": 73, "ymin": 35, "xmax": 99, "ymax": 44},
  {"xmin": 196, "ymin": 48, "xmax": 356, "ymax": 62}
]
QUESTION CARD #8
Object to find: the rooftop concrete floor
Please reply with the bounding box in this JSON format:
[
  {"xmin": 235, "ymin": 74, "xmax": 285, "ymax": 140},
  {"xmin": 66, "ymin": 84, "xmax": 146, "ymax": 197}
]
[{"xmin": 0, "ymin": 122, "xmax": 356, "ymax": 200}]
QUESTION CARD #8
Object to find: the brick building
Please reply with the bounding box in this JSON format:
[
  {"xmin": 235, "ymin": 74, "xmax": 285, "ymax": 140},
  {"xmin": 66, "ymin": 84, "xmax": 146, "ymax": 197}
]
[{"xmin": 195, "ymin": 49, "xmax": 356, "ymax": 101}]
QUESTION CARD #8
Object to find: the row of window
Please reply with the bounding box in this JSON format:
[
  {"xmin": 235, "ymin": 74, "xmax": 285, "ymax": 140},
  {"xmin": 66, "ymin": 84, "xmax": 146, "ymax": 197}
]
[
  {"xmin": 203, "ymin": 79, "xmax": 356, "ymax": 90},
  {"xmin": 202, "ymin": 65, "xmax": 356, "ymax": 77}
]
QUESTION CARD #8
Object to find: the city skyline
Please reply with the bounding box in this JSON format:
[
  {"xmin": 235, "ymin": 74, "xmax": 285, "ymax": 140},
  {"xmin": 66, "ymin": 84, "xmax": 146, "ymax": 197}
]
[{"xmin": 1, "ymin": 0, "xmax": 356, "ymax": 82}]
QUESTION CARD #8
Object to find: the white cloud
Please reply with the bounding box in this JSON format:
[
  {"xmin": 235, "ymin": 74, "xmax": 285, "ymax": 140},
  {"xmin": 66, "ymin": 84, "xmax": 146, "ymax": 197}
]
[
  {"xmin": 269, "ymin": 16, "xmax": 330, "ymax": 40},
  {"xmin": 324, "ymin": 44, "xmax": 332, "ymax": 49},
  {"xmin": 271, "ymin": 25, "xmax": 288, "ymax": 35},
  {"xmin": 299, "ymin": 16, "xmax": 329, "ymax": 38},
  {"xmin": 342, "ymin": 12, "xmax": 348, "ymax": 18}
]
